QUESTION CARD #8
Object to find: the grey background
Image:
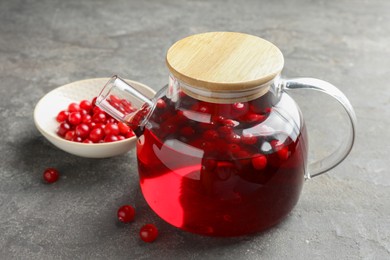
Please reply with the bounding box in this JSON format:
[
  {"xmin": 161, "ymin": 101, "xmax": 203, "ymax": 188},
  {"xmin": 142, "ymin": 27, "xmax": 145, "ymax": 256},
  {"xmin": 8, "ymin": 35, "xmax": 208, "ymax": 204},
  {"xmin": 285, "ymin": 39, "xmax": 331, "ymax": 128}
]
[{"xmin": 1, "ymin": 0, "xmax": 389, "ymax": 259}]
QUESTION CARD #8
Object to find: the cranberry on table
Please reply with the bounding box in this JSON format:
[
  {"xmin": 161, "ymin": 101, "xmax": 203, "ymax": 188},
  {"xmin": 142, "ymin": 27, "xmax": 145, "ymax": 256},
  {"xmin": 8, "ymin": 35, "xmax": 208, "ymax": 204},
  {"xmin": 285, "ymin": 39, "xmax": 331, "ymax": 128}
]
[
  {"xmin": 43, "ymin": 168, "xmax": 59, "ymax": 183},
  {"xmin": 139, "ymin": 224, "xmax": 158, "ymax": 243},
  {"xmin": 117, "ymin": 205, "xmax": 135, "ymax": 223}
]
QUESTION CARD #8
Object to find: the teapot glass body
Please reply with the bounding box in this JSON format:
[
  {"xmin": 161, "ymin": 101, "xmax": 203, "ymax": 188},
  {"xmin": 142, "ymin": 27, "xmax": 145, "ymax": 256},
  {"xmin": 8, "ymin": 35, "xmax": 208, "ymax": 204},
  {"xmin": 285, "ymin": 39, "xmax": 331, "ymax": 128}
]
[{"xmin": 136, "ymin": 76, "xmax": 307, "ymax": 236}]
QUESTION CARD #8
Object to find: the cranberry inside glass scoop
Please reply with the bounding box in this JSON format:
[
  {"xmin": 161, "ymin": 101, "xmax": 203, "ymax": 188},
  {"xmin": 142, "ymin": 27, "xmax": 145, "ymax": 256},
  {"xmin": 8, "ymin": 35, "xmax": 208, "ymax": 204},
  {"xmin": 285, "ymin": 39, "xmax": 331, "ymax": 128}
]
[{"xmin": 97, "ymin": 32, "xmax": 356, "ymax": 236}]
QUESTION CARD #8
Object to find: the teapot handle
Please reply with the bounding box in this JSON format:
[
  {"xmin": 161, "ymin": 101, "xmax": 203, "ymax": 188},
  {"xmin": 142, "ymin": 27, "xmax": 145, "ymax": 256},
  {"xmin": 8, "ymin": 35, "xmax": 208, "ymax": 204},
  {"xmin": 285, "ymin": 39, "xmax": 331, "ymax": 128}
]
[{"xmin": 282, "ymin": 78, "xmax": 357, "ymax": 178}]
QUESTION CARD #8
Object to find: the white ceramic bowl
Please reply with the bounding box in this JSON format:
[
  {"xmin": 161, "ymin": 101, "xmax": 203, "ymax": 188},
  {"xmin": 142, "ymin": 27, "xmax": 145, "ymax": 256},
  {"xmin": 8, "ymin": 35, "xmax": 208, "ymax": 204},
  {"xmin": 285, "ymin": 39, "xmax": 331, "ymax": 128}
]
[{"xmin": 34, "ymin": 78, "xmax": 155, "ymax": 158}]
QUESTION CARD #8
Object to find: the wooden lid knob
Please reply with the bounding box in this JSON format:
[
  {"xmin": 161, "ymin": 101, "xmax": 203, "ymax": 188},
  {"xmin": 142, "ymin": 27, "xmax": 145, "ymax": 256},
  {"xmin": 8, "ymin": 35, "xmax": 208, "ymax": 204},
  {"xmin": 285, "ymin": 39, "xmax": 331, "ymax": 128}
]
[{"xmin": 166, "ymin": 32, "xmax": 284, "ymax": 93}]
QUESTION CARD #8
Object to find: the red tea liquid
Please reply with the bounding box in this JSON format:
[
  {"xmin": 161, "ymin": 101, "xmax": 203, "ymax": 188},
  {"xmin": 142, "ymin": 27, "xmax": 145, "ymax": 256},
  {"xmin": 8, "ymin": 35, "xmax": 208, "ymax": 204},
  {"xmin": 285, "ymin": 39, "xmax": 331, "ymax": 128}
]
[{"xmin": 136, "ymin": 92, "xmax": 307, "ymax": 236}]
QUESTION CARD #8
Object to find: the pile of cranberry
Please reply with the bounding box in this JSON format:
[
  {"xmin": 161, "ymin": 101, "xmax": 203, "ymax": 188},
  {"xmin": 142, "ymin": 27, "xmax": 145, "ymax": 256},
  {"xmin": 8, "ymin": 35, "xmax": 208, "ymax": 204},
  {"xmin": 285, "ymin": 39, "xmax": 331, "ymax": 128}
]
[{"xmin": 56, "ymin": 97, "xmax": 135, "ymax": 143}]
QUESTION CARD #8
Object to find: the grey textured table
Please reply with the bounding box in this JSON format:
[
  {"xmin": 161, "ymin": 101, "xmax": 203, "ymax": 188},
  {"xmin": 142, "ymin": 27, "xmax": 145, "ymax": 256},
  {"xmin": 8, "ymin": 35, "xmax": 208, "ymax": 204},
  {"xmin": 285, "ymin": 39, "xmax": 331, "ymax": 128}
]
[{"xmin": 1, "ymin": 0, "xmax": 389, "ymax": 259}]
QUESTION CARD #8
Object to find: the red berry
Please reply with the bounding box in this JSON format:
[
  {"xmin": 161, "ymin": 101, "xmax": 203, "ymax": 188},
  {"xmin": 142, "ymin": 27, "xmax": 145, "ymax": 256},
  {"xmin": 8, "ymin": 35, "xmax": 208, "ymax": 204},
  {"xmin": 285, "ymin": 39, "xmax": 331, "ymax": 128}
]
[
  {"xmin": 225, "ymin": 133, "xmax": 241, "ymax": 144},
  {"xmin": 203, "ymin": 129, "xmax": 219, "ymax": 141},
  {"xmin": 92, "ymin": 123, "xmax": 105, "ymax": 130},
  {"xmin": 180, "ymin": 126, "xmax": 195, "ymax": 137},
  {"xmin": 82, "ymin": 114, "xmax": 92, "ymax": 124},
  {"xmin": 56, "ymin": 110, "xmax": 69, "ymax": 123},
  {"xmin": 88, "ymin": 122, "xmax": 96, "ymax": 129},
  {"xmin": 68, "ymin": 112, "xmax": 82, "ymax": 125},
  {"xmin": 236, "ymin": 150, "xmax": 251, "ymax": 159},
  {"xmin": 125, "ymin": 131, "xmax": 135, "ymax": 139},
  {"xmin": 106, "ymin": 117, "xmax": 116, "ymax": 124},
  {"xmin": 75, "ymin": 123, "xmax": 90, "ymax": 139},
  {"xmin": 117, "ymin": 205, "xmax": 135, "ymax": 223},
  {"xmin": 43, "ymin": 168, "xmax": 59, "ymax": 183},
  {"xmin": 193, "ymin": 102, "xmax": 212, "ymax": 114},
  {"xmin": 232, "ymin": 102, "xmax": 247, "ymax": 111},
  {"xmin": 92, "ymin": 106, "xmax": 103, "ymax": 114},
  {"xmin": 117, "ymin": 135, "xmax": 125, "ymax": 141},
  {"xmin": 89, "ymin": 128, "xmax": 105, "ymax": 143},
  {"xmin": 200, "ymin": 141, "xmax": 214, "ymax": 153},
  {"xmin": 252, "ymin": 154, "xmax": 267, "ymax": 170},
  {"xmin": 231, "ymin": 102, "xmax": 248, "ymax": 117},
  {"xmin": 83, "ymin": 139, "xmax": 93, "ymax": 143},
  {"xmin": 270, "ymin": 140, "xmax": 289, "ymax": 160},
  {"xmin": 243, "ymin": 113, "xmax": 265, "ymax": 123},
  {"xmin": 277, "ymin": 147, "xmax": 289, "ymax": 160},
  {"xmin": 79, "ymin": 100, "xmax": 92, "ymax": 112},
  {"xmin": 109, "ymin": 94, "xmax": 121, "ymax": 104},
  {"xmin": 211, "ymin": 115, "xmax": 225, "ymax": 124},
  {"xmin": 65, "ymin": 130, "xmax": 75, "ymax": 141},
  {"xmin": 92, "ymin": 112, "xmax": 107, "ymax": 123},
  {"xmin": 104, "ymin": 123, "xmax": 120, "ymax": 136},
  {"xmin": 222, "ymin": 119, "xmax": 236, "ymax": 127},
  {"xmin": 118, "ymin": 122, "xmax": 131, "ymax": 135},
  {"xmin": 121, "ymin": 99, "xmax": 135, "ymax": 113},
  {"xmin": 241, "ymin": 134, "xmax": 258, "ymax": 145},
  {"xmin": 139, "ymin": 224, "xmax": 158, "ymax": 243},
  {"xmin": 156, "ymin": 99, "xmax": 167, "ymax": 109},
  {"xmin": 73, "ymin": 136, "xmax": 83, "ymax": 142},
  {"xmin": 79, "ymin": 109, "xmax": 88, "ymax": 115},
  {"xmin": 91, "ymin": 96, "xmax": 98, "ymax": 106},
  {"xmin": 68, "ymin": 102, "xmax": 81, "ymax": 112},
  {"xmin": 104, "ymin": 134, "xmax": 119, "ymax": 143},
  {"xmin": 57, "ymin": 122, "xmax": 71, "ymax": 137},
  {"xmin": 217, "ymin": 126, "xmax": 233, "ymax": 136},
  {"xmin": 227, "ymin": 143, "xmax": 241, "ymax": 154}
]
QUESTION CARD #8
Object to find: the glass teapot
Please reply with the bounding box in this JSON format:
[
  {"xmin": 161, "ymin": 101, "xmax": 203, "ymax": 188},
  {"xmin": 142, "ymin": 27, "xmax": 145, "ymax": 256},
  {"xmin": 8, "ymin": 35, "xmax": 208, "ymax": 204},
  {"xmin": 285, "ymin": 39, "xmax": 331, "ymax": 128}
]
[{"xmin": 97, "ymin": 32, "xmax": 356, "ymax": 237}]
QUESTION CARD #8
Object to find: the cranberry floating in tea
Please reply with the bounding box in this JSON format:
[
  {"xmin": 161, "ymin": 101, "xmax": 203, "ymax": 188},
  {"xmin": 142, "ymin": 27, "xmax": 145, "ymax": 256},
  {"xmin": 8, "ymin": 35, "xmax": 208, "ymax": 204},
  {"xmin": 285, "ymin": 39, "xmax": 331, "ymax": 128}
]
[{"xmin": 97, "ymin": 32, "xmax": 356, "ymax": 236}]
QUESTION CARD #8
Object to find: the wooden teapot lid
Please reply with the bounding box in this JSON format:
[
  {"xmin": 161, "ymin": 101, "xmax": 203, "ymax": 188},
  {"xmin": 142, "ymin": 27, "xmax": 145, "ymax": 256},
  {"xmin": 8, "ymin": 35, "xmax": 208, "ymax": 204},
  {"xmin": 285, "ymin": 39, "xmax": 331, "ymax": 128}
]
[{"xmin": 166, "ymin": 32, "xmax": 284, "ymax": 96}]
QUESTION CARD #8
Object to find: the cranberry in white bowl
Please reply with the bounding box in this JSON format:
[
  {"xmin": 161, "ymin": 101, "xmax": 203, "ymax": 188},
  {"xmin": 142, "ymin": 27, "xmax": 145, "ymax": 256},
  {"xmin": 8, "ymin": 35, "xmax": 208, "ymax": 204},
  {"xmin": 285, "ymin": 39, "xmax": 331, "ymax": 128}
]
[{"xmin": 34, "ymin": 78, "xmax": 155, "ymax": 158}]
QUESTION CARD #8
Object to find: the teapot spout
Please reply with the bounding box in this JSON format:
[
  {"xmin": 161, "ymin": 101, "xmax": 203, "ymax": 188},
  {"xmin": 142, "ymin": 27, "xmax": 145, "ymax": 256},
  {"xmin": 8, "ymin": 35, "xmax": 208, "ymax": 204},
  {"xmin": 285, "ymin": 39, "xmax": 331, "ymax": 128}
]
[{"xmin": 96, "ymin": 76, "xmax": 154, "ymax": 133}]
